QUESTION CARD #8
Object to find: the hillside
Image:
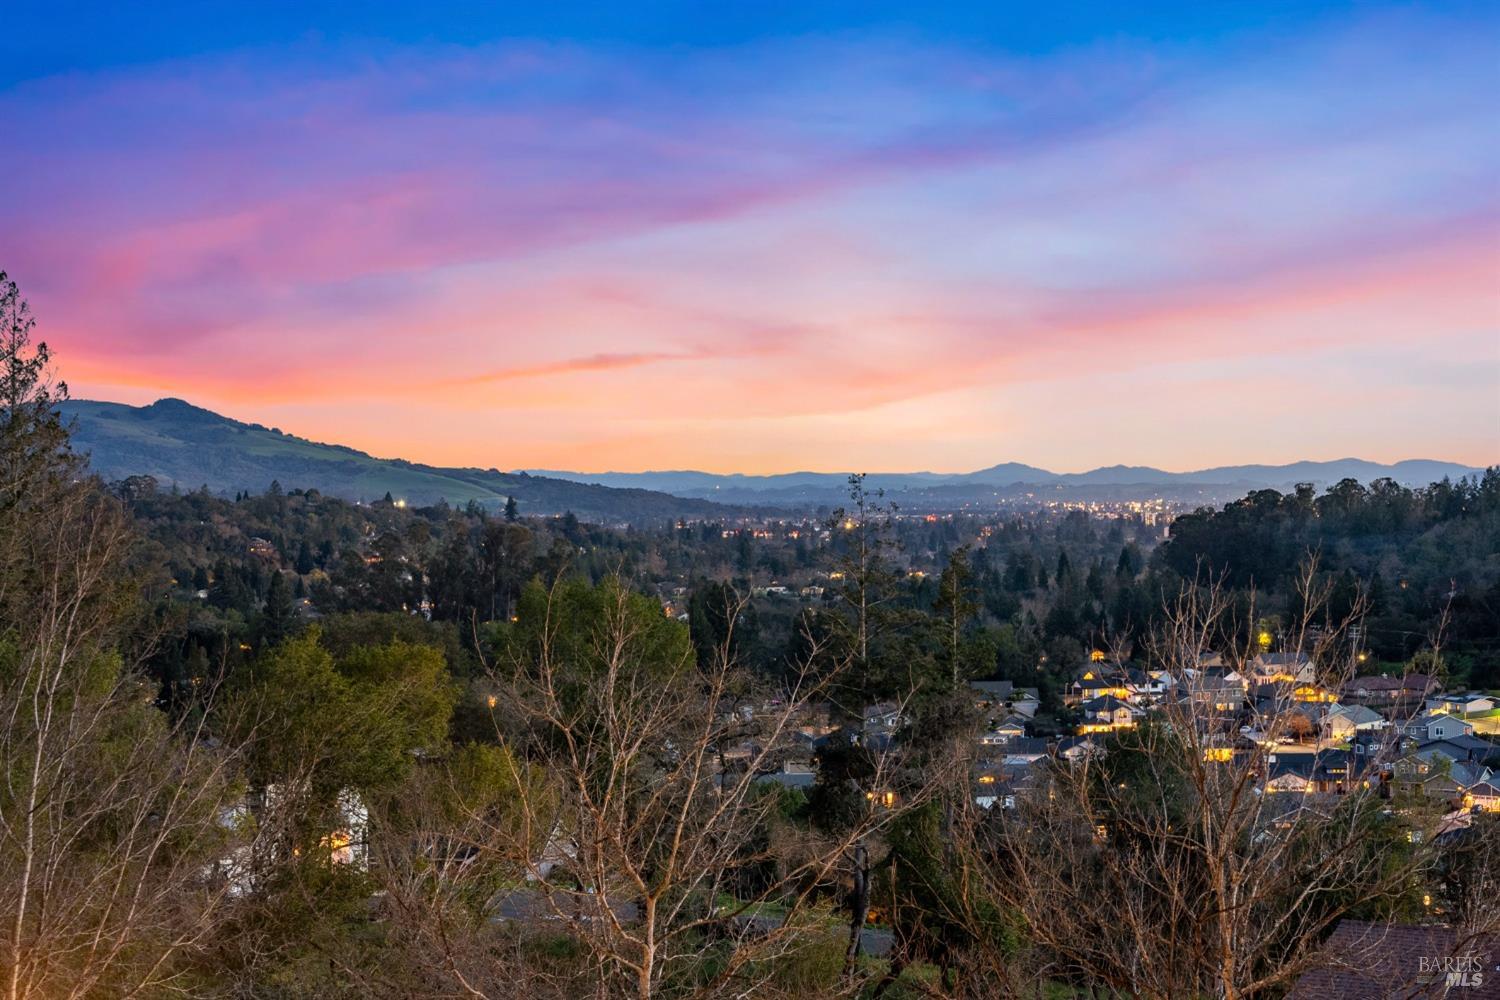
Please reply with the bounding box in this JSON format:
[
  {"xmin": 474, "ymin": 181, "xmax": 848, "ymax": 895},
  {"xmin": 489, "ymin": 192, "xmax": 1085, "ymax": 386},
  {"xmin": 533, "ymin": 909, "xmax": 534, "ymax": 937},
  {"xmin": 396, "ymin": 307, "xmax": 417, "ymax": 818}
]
[{"xmin": 59, "ymin": 398, "xmax": 740, "ymax": 524}]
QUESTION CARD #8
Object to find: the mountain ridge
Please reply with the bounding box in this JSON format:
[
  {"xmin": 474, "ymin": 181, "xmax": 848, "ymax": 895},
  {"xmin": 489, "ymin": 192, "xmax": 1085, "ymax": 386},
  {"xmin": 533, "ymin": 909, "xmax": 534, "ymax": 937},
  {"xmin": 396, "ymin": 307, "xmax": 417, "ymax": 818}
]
[
  {"xmin": 523, "ymin": 457, "xmax": 1489, "ymax": 496},
  {"xmin": 61, "ymin": 396, "xmax": 1491, "ymax": 514},
  {"xmin": 58, "ymin": 398, "xmax": 744, "ymax": 524}
]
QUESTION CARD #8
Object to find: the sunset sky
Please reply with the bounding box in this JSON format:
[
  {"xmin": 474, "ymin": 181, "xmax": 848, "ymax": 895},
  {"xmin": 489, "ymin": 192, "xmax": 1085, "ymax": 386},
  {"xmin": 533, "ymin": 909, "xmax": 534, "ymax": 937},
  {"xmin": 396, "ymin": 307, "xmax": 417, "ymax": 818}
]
[{"xmin": 2, "ymin": 2, "xmax": 1497, "ymax": 474}]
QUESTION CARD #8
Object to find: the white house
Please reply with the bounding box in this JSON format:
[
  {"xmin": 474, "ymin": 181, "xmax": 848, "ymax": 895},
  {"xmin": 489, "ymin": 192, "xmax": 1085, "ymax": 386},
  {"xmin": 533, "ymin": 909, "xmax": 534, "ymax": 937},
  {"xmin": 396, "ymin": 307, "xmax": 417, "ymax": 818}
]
[
  {"xmin": 1426, "ymin": 693, "xmax": 1497, "ymax": 716},
  {"xmin": 1321, "ymin": 703, "xmax": 1386, "ymax": 742},
  {"xmin": 978, "ymin": 716, "xmax": 1028, "ymax": 747}
]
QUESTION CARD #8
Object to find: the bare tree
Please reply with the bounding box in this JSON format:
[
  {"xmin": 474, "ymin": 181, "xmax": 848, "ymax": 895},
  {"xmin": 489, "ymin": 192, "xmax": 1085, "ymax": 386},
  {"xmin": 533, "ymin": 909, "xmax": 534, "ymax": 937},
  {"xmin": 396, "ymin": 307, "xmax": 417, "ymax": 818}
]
[
  {"xmin": 370, "ymin": 575, "xmax": 932, "ymax": 1000},
  {"xmin": 0, "ymin": 272, "xmax": 244, "ymax": 999},
  {"xmin": 947, "ymin": 566, "xmax": 1449, "ymax": 999}
]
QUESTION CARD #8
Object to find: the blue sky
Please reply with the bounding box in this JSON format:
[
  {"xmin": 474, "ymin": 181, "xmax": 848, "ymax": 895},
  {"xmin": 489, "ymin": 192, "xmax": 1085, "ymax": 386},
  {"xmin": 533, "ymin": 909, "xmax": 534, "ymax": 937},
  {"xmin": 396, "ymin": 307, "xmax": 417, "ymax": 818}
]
[{"xmin": 2, "ymin": 1, "xmax": 1496, "ymax": 473}]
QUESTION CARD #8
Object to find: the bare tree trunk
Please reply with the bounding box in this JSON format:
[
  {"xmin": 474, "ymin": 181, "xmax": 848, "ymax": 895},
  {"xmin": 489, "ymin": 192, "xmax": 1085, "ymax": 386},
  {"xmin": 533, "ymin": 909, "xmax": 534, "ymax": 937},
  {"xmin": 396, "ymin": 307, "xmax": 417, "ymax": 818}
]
[{"xmin": 844, "ymin": 841, "xmax": 869, "ymax": 974}]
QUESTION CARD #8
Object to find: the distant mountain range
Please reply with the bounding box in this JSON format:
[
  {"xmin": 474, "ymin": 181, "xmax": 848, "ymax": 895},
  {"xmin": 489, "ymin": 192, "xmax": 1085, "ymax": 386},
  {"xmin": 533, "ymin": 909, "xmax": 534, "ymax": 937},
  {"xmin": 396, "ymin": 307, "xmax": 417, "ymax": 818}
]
[
  {"xmin": 60, "ymin": 397, "xmax": 1489, "ymax": 519},
  {"xmin": 59, "ymin": 398, "xmax": 740, "ymax": 524},
  {"xmin": 525, "ymin": 458, "xmax": 1490, "ymax": 507}
]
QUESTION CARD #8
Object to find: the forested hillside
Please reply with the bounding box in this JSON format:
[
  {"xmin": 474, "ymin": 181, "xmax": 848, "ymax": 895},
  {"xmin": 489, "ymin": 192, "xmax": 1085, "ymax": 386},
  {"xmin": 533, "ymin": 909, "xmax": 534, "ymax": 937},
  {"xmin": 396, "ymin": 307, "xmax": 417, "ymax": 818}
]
[
  {"xmin": 119, "ymin": 459, "xmax": 1500, "ymax": 718},
  {"xmin": 60, "ymin": 397, "xmax": 742, "ymax": 522},
  {"xmin": 1158, "ymin": 477, "xmax": 1500, "ymax": 679}
]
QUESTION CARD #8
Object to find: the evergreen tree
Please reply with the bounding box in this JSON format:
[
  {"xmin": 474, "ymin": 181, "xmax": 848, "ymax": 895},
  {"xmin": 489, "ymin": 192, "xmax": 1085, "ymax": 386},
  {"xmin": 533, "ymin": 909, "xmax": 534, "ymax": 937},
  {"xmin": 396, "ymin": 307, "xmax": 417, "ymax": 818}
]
[
  {"xmin": 933, "ymin": 546, "xmax": 980, "ymax": 686},
  {"xmin": 1085, "ymin": 560, "xmax": 1106, "ymax": 600},
  {"xmin": 0, "ymin": 271, "xmax": 75, "ymax": 499},
  {"xmin": 258, "ymin": 570, "xmax": 300, "ymax": 649},
  {"xmin": 504, "ymin": 495, "xmax": 519, "ymax": 522},
  {"xmin": 689, "ymin": 580, "xmax": 744, "ymax": 669},
  {"xmin": 736, "ymin": 530, "xmax": 753, "ymax": 574}
]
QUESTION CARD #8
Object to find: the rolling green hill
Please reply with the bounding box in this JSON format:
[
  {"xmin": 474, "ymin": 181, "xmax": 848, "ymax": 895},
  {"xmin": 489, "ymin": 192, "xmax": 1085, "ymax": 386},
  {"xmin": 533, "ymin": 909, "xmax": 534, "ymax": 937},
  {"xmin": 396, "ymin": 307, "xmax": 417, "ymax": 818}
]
[{"xmin": 59, "ymin": 398, "xmax": 738, "ymax": 524}]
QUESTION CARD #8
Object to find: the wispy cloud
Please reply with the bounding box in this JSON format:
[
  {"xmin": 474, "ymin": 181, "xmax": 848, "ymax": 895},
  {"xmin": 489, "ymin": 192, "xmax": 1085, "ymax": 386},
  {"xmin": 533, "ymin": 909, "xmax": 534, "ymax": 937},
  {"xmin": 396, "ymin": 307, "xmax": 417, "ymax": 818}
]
[
  {"xmin": 1, "ymin": 6, "xmax": 1495, "ymax": 471},
  {"xmin": 441, "ymin": 351, "xmax": 708, "ymax": 386}
]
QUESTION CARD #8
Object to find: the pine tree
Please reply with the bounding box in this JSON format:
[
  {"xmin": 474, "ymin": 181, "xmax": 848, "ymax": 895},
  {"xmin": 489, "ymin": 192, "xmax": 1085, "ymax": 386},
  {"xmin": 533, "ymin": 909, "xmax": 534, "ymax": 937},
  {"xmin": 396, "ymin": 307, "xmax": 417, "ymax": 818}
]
[
  {"xmin": 258, "ymin": 571, "xmax": 299, "ymax": 649},
  {"xmin": 504, "ymin": 495, "xmax": 519, "ymax": 522},
  {"xmin": 295, "ymin": 538, "xmax": 315, "ymax": 575},
  {"xmin": 934, "ymin": 546, "xmax": 980, "ymax": 686},
  {"xmin": 0, "ymin": 271, "xmax": 75, "ymax": 504}
]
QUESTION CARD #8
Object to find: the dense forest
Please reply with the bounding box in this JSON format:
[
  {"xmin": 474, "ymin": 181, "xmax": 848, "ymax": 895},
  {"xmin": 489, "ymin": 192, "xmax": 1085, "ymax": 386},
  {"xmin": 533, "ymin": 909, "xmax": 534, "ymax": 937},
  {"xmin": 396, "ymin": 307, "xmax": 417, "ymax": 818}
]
[{"xmin": 119, "ymin": 454, "xmax": 1500, "ymax": 724}]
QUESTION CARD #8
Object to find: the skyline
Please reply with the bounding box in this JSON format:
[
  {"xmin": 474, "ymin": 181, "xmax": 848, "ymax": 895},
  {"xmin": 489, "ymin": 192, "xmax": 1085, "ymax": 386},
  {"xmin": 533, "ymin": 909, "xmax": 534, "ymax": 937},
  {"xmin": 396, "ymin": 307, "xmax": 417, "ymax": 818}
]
[
  {"xmin": 3, "ymin": 2, "xmax": 1498, "ymax": 474},
  {"xmin": 57, "ymin": 395, "xmax": 1497, "ymax": 481}
]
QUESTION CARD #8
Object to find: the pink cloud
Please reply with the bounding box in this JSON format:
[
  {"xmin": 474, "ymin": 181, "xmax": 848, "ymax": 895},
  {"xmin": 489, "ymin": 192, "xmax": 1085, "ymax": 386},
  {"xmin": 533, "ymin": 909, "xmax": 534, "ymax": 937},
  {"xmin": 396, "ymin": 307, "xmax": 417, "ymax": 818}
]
[{"xmin": 3, "ymin": 17, "xmax": 1496, "ymax": 472}]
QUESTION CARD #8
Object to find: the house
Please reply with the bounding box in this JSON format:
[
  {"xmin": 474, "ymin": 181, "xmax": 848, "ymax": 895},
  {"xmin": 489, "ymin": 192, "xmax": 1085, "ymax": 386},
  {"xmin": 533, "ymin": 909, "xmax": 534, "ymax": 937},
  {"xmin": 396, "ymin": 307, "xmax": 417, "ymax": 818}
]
[
  {"xmin": 1123, "ymin": 666, "xmax": 1171, "ymax": 704},
  {"xmin": 1349, "ymin": 727, "xmax": 1409, "ymax": 758},
  {"xmin": 970, "ymin": 679, "xmax": 1040, "ymax": 718},
  {"xmin": 1341, "ymin": 673, "xmax": 1438, "ymax": 709},
  {"xmin": 1179, "ymin": 670, "xmax": 1247, "ymax": 714},
  {"xmin": 247, "ymin": 536, "xmax": 279, "ymax": 559},
  {"xmin": 972, "ymin": 781, "xmax": 1015, "ymax": 811},
  {"xmin": 1001, "ymin": 738, "xmax": 1049, "ymax": 767},
  {"xmin": 996, "ymin": 713, "xmax": 1030, "ymax": 735},
  {"xmin": 1262, "ymin": 750, "xmax": 1355, "ymax": 794},
  {"xmin": 1390, "ymin": 746, "xmax": 1493, "ymax": 803},
  {"xmin": 755, "ymin": 761, "xmax": 817, "ymax": 791},
  {"xmin": 1055, "ymin": 736, "xmax": 1102, "ymax": 763},
  {"xmin": 977, "ymin": 715, "xmax": 1029, "ymax": 747},
  {"xmin": 1465, "ymin": 779, "xmax": 1500, "ymax": 812},
  {"xmin": 1079, "ymin": 695, "xmax": 1140, "ymax": 734},
  {"xmin": 1264, "ymin": 753, "xmax": 1315, "ymax": 793},
  {"xmin": 1286, "ymin": 920, "xmax": 1499, "ymax": 999},
  {"xmin": 1068, "ymin": 673, "xmax": 1130, "ymax": 706},
  {"xmin": 1183, "ymin": 661, "xmax": 1248, "ymax": 685},
  {"xmin": 1261, "ymin": 793, "xmax": 1336, "ymax": 830},
  {"xmin": 1322, "ymin": 703, "xmax": 1386, "ymax": 742},
  {"xmin": 1309, "ymin": 749, "xmax": 1356, "ymax": 794},
  {"xmin": 1446, "ymin": 760, "xmax": 1494, "ymax": 791},
  {"xmin": 1290, "ymin": 682, "xmax": 1338, "ymax": 703},
  {"xmin": 717, "ymin": 739, "xmax": 764, "ymax": 764},
  {"xmin": 973, "ymin": 766, "xmax": 1035, "ymax": 810},
  {"xmin": 791, "ymin": 730, "xmax": 837, "ymax": 755},
  {"xmin": 969, "ymin": 680, "xmax": 1014, "ymax": 709},
  {"xmin": 861, "ymin": 703, "xmax": 905, "ymax": 731},
  {"xmin": 1404, "ymin": 710, "xmax": 1476, "ymax": 743},
  {"xmin": 1250, "ymin": 651, "xmax": 1315, "ymax": 685},
  {"xmin": 1415, "ymin": 733, "xmax": 1500, "ymax": 769},
  {"xmin": 1009, "ymin": 688, "xmax": 1041, "ymax": 718},
  {"xmin": 1427, "ymin": 692, "xmax": 1497, "ymax": 715}
]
